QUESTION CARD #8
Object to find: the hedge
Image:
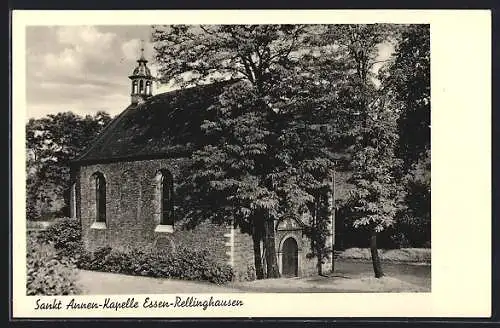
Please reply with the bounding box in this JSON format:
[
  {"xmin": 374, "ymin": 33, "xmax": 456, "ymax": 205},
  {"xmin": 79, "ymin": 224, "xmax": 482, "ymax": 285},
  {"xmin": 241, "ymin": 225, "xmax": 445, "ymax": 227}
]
[
  {"xmin": 36, "ymin": 217, "xmax": 234, "ymax": 285},
  {"xmin": 79, "ymin": 246, "xmax": 234, "ymax": 285}
]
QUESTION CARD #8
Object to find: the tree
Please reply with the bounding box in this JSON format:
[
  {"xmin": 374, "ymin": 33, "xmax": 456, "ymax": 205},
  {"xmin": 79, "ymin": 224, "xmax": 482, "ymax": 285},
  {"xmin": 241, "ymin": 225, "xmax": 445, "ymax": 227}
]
[
  {"xmin": 319, "ymin": 25, "xmax": 403, "ymax": 278},
  {"xmin": 26, "ymin": 111, "xmax": 112, "ymax": 220},
  {"xmin": 303, "ymin": 186, "xmax": 332, "ymax": 276},
  {"xmin": 387, "ymin": 25, "xmax": 431, "ymax": 246},
  {"xmin": 390, "ymin": 25, "xmax": 430, "ymax": 170},
  {"xmin": 399, "ymin": 148, "xmax": 431, "ymax": 247},
  {"xmin": 153, "ymin": 25, "xmax": 340, "ymax": 278}
]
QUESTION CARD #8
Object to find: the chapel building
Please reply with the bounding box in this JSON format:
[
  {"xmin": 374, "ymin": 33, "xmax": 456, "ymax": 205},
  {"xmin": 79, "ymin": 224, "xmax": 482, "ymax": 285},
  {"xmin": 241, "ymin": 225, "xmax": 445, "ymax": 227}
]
[{"xmin": 70, "ymin": 49, "xmax": 348, "ymax": 279}]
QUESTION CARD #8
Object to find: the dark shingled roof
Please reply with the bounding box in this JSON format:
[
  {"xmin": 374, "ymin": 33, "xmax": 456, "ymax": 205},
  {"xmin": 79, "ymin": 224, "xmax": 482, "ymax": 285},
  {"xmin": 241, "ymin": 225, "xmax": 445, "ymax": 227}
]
[{"xmin": 75, "ymin": 81, "xmax": 234, "ymax": 164}]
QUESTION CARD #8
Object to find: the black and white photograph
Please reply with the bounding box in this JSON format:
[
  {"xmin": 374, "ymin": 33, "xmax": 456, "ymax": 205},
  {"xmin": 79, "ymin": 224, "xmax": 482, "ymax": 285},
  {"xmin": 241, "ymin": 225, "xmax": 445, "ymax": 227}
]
[
  {"xmin": 12, "ymin": 10, "xmax": 491, "ymax": 318},
  {"xmin": 25, "ymin": 22, "xmax": 431, "ymax": 295}
]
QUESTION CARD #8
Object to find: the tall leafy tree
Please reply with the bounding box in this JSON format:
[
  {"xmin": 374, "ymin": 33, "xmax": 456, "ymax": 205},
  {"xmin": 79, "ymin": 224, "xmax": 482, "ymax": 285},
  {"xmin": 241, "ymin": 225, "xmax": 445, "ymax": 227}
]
[
  {"xmin": 390, "ymin": 25, "xmax": 430, "ymax": 170},
  {"xmin": 317, "ymin": 25, "xmax": 403, "ymax": 277},
  {"xmin": 387, "ymin": 25, "xmax": 431, "ymax": 247},
  {"xmin": 26, "ymin": 111, "xmax": 112, "ymax": 220},
  {"xmin": 153, "ymin": 25, "xmax": 339, "ymax": 278}
]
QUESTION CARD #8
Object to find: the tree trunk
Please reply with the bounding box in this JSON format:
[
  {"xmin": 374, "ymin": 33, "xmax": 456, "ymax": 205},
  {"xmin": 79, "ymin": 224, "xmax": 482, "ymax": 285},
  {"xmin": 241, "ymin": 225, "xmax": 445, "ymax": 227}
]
[
  {"xmin": 263, "ymin": 216, "xmax": 280, "ymax": 278},
  {"xmin": 370, "ymin": 230, "xmax": 384, "ymax": 278},
  {"xmin": 317, "ymin": 259, "xmax": 323, "ymax": 276},
  {"xmin": 252, "ymin": 227, "xmax": 265, "ymax": 280},
  {"xmin": 331, "ymin": 244, "xmax": 335, "ymax": 273}
]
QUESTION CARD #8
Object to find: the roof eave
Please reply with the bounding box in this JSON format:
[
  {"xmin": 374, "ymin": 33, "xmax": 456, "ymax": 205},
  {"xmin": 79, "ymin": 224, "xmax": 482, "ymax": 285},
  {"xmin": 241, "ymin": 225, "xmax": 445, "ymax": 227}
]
[{"xmin": 71, "ymin": 151, "xmax": 192, "ymax": 167}]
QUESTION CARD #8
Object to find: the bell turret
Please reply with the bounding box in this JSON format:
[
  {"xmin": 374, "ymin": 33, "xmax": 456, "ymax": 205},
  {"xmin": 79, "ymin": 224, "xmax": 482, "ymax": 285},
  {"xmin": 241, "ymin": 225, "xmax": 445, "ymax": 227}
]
[{"xmin": 129, "ymin": 42, "xmax": 153, "ymax": 105}]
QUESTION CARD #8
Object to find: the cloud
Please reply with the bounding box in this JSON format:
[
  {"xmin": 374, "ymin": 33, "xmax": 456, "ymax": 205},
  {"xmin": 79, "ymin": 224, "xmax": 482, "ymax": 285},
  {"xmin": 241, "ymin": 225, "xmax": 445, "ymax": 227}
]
[
  {"xmin": 25, "ymin": 26, "xmax": 168, "ymax": 121},
  {"xmin": 39, "ymin": 26, "xmax": 117, "ymax": 76},
  {"xmin": 26, "ymin": 26, "xmax": 133, "ymax": 119},
  {"xmin": 42, "ymin": 48, "xmax": 83, "ymax": 72},
  {"xmin": 57, "ymin": 26, "xmax": 115, "ymax": 46},
  {"xmin": 121, "ymin": 39, "xmax": 142, "ymax": 61},
  {"xmin": 57, "ymin": 26, "xmax": 116, "ymax": 55},
  {"xmin": 121, "ymin": 38, "xmax": 155, "ymax": 61}
]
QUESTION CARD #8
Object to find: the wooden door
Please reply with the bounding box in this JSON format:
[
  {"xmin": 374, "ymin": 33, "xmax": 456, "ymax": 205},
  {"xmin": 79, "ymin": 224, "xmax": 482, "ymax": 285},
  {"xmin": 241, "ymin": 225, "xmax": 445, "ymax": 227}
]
[{"xmin": 282, "ymin": 237, "xmax": 298, "ymax": 277}]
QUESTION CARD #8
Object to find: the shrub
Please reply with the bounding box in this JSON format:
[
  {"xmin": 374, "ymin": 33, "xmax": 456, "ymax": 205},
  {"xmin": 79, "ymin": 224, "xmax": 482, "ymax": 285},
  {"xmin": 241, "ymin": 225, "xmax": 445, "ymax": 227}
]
[
  {"xmin": 39, "ymin": 217, "xmax": 83, "ymax": 263},
  {"xmin": 234, "ymin": 264, "xmax": 257, "ymax": 282},
  {"xmin": 79, "ymin": 246, "xmax": 234, "ymax": 284},
  {"xmin": 26, "ymin": 235, "xmax": 81, "ymax": 295},
  {"xmin": 390, "ymin": 232, "xmax": 412, "ymax": 249}
]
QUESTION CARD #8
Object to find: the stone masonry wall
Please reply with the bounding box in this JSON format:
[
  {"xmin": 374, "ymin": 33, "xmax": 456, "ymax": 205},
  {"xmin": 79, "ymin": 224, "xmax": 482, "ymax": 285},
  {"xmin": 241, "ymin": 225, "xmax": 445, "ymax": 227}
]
[
  {"xmin": 78, "ymin": 157, "xmax": 336, "ymax": 279},
  {"xmin": 232, "ymin": 223, "xmax": 333, "ymax": 279},
  {"xmin": 78, "ymin": 158, "xmax": 230, "ymax": 264},
  {"xmin": 232, "ymin": 229, "xmax": 255, "ymax": 280}
]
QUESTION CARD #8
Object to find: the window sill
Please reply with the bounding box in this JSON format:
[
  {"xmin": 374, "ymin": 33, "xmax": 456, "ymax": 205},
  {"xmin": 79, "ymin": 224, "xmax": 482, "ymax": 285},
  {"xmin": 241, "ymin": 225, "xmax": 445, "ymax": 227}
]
[
  {"xmin": 155, "ymin": 225, "xmax": 173, "ymax": 233},
  {"xmin": 91, "ymin": 222, "xmax": 107, "ymax": 230}
]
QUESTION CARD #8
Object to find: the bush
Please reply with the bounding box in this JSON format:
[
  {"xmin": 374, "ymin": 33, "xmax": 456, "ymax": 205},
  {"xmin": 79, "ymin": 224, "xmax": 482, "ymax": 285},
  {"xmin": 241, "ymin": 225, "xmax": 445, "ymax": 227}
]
[
  {"xmin": 79, "ymin": 246, "xmax": 234, "ymax": 284},
  {"xmin": 235, "ymin": 264, "xmax": 257, "ymax": 282},
  {"xmin": 30, "ymin": 217, "xmax": 233, "ymax": 286},
  {"xmin": 26, "ymin": 235, "xmax": 81, "ymax": 295},
  {"xmin": 39, "ymin": 217, "xmax": 83, "ymax": 263}
]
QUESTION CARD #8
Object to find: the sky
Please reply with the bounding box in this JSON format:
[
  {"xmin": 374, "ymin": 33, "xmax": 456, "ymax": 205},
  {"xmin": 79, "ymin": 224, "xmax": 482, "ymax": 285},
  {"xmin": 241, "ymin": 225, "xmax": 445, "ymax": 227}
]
[
  {"xmin": 26, "ymin": 25, "xmax": 170, "ymax": 119},
  {"xmin": 26, "ymin": 25, "xmax": 393, "ymax": 120}
]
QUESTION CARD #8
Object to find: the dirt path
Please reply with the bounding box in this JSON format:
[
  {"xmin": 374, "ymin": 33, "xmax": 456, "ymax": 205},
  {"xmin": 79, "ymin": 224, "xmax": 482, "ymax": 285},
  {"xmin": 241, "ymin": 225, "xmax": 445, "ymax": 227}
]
[{"xmin": 77, "ymin": 260, "xmax": 431, "ymax": 294}]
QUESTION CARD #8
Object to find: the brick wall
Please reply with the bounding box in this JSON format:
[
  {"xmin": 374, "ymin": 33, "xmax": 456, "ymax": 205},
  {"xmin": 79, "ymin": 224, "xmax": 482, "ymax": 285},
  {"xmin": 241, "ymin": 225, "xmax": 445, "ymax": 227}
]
[{"xmin": 78, "ymin": 158, "xmax": 231, "ymax": 264}]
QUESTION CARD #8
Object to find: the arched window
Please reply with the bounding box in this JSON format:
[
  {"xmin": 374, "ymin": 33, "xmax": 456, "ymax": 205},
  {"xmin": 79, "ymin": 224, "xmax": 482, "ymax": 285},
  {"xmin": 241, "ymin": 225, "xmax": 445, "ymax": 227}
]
[
  {"xmin": 159, "ymin": 170, "xmax": 174, "ymax": 226},
  {"xmin": 139, "ymin": 80, "xmax": 144, "ymax": 94},
  {"xmin": 70, "ymin": 182, "xmax": 77, "ymax": 218},
  {"xmin": 92, "ymin": 172, "xmax": 106, "ymax": 223},
  {"xmin": 132, "ymin": 80, "xmax": 138, "ymax": 94},
  {"xmin": 154, "ymin": 169, "xmax": 174, "ymax": 231},
  {"xmin": 146, "ymin": 81, "xmax": 151, "ymax": 95}
]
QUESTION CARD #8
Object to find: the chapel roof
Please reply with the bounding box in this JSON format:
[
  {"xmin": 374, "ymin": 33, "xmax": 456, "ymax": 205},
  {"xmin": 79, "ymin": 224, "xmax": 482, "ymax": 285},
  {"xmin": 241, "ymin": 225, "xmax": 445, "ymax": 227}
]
[{"xmin": 74, "ymin": 81, "xmax": 235, "ymax": 165}]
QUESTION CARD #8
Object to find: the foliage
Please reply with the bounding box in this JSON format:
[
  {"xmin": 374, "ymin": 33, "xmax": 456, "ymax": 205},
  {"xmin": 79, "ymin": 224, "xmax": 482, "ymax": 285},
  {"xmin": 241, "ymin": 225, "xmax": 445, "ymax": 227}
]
[
  {"xmin": 384, "ymin": 25, "xmax": 431, "ymax": 245},
  {"xmin": 347, "ymin": 109, "xmax": 404, "ymax": 234},
  {"xmin": 33, "ymin": 217, "xmax": 234, "ymax": 284},
  {"xmin": 303, "ymin": 191, "xmax": 332, "ymax": 274},
  {"xmin": 79, "ymin": 246, "xmax": 234, "ymax": 285},
  {"xmin": 315, "ymin": 25, "xmax": 405, "ymax": 277},
  {"xmin": 153, "ymin": 25, "xmax": 341, "ymax": 278},
  {"xmin": 38, "ymin": 217, "xmax": 83, "ymax": 263},
  {"xmin": 243, "ymin": 264, "xmax": 257, "ymax": 281},
  {"xmin": 388, "ymin": 25, "xmax": 430, "ymax": 170},
  {"xmin": 26, "ymin": 235, "xmax": 81, "ymax": 295},
  {"xmin": 399, "ymin": 149, "xmax": 431, "ymax": 246},
  {"xmin": 26, "ymin": 111, "xmax": 112, "ymax": 220}
]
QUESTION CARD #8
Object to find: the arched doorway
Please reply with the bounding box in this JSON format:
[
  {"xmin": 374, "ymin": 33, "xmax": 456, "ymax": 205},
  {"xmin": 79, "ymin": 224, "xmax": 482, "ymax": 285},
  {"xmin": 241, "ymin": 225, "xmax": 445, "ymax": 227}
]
[{"xmin": 281, "ymin": 237, "xmax": 298, "ymax": 277}]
